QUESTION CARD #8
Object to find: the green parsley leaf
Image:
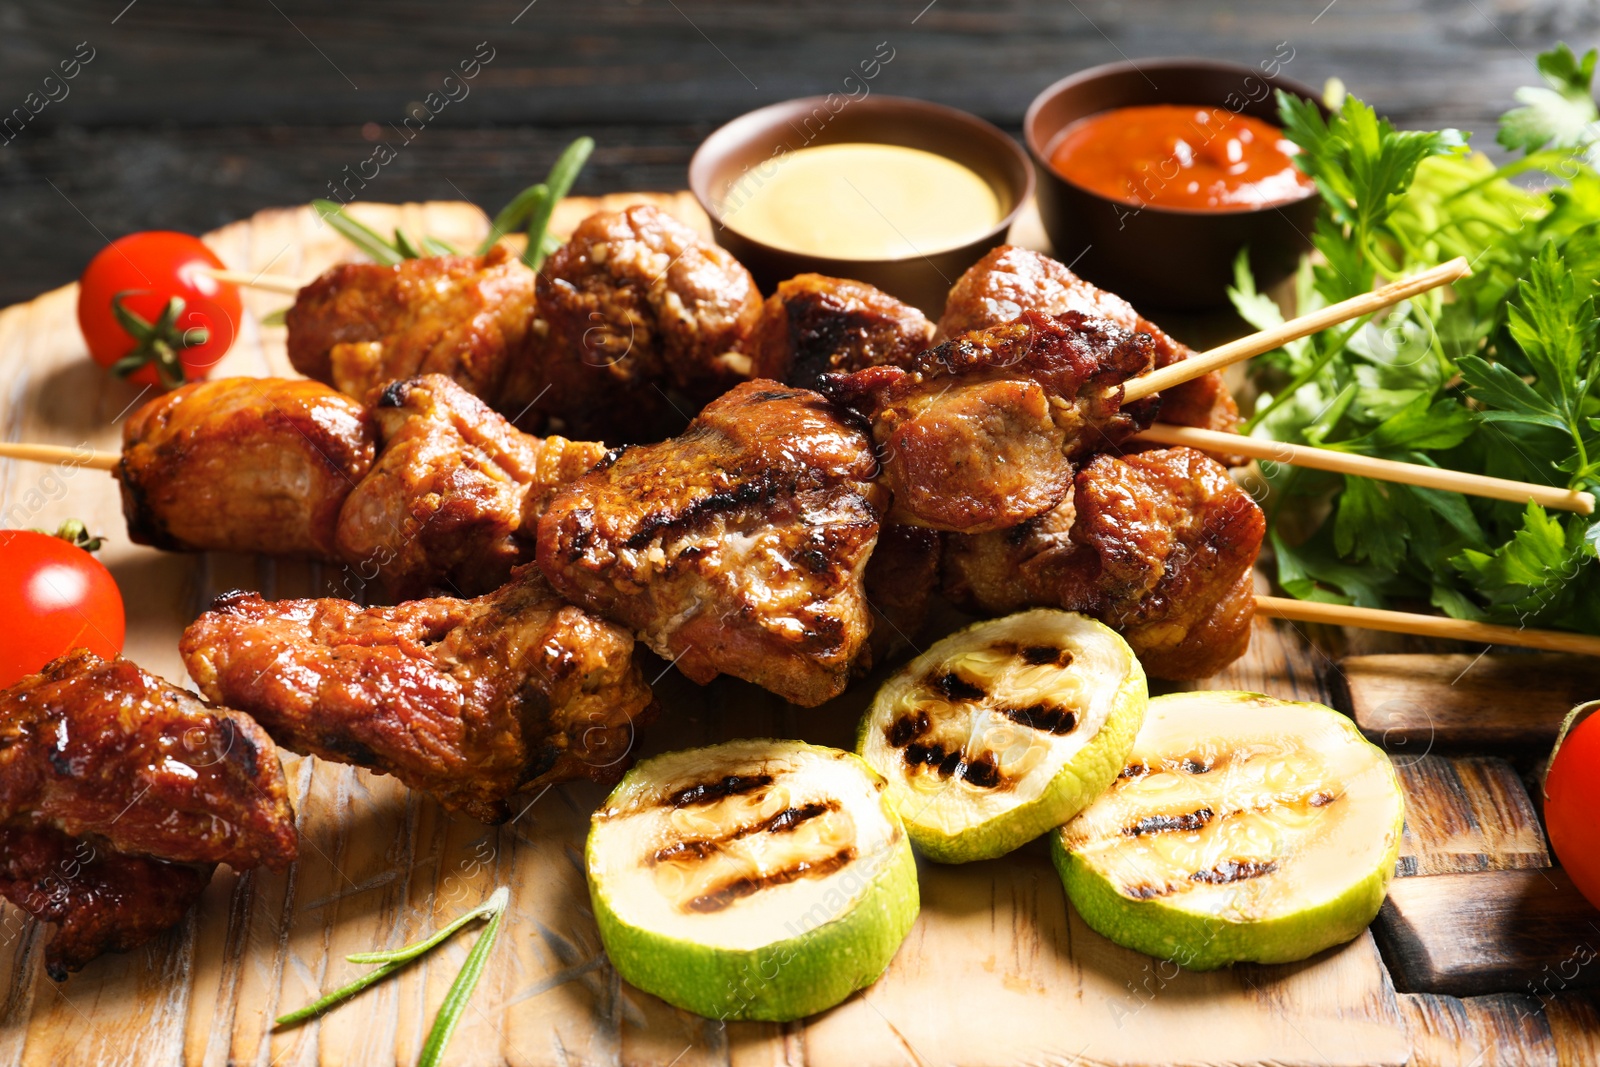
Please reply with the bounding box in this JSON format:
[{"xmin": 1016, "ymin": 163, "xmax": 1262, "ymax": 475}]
[
  {"xmin": 1451, "ymin": 502, "xmax": 1589, "ymax": 622},
  {"xmin": 1498, "ymin": 43, "xmax": 1600, "ymax": 154}
]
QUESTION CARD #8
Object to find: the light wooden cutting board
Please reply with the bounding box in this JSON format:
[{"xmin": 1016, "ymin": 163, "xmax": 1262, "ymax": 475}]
[{"xmin": 0, "ymin": 195, "xmax": 1568, "ymax": 1067}]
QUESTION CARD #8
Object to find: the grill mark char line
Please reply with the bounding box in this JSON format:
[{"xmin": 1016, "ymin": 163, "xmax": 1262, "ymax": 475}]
[
  {"xmin": 649, "ymin": 800, "xmax": 837, "ymax": 866},
  {"xmin": 1121, "ymin": 858, "xmax": 1281, "ymax": 900},
  {"xmin": 883, "ymin": 646, "xmax": 1084, "ymax": 790},
  {"xmin": 684, "ymin": 845, "xmax": 858, "ymax": 914},
  {"xmin": 622, "ymin": 469, "xmax": 804, "ymax": 551},
  {"xmin": 666, "ymin": 773, "xmax": 774, "ymax": 808}
]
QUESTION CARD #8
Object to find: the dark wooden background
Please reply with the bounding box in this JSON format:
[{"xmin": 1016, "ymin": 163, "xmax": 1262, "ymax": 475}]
[{"xmin": 1, "ymin": 0, "xmax": 1598, "ymax": 306}]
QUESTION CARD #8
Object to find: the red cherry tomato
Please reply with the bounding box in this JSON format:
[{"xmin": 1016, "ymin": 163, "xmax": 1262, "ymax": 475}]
[
  {"xmin": 1545, "ymin": 705, "xmax": 1600, "ymax": 910},
  {"xmin": 77, "ymin": 231, "xmax": 242, "ymax": 389},
  {"xmin": 0, "ymin": 530, "xmax": 125, "ymax": 687}
]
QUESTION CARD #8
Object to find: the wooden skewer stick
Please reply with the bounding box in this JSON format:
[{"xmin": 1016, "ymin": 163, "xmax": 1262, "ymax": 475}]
[
  {"xmin": 4, "ymin": 445, "xmax": 1599, "ymax": 655},
  {"xmin": 1255, "ymin": 595, "xmax": 1600, "ymax": 656},
  {"xmin": 199, "ymin": 268, "xmax": 304, "ymax": 296},
  {"xmin": 10, "ymin": 418, "xmax": 1589, "ymax": 520},
  {"xmin": 1122, "ymin": 257, "xmax": 1472, "ymax": 403},
  {"xmin": 1136, "ymin": 422, "xmax": 1596, "ymax": 515},
  {"xmin": 0, "ymin": 442, "xmax": 119, "ymax": 470}
]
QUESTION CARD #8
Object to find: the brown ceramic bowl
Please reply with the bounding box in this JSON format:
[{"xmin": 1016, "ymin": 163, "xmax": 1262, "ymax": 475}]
[
  {"xmin": 1026, "ymin": 59, "xmax": 1324, "ymax": 311},
  {"xmin": 690, "ymin": 95, "xmax": 1034, "ymax": 315}
]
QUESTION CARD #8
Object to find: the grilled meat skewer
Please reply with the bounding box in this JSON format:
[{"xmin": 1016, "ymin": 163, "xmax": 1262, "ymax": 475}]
[
  {"xmin": 746, "ymin": 272, "xmax": 935, "ymax": 387},
  {"xmin": 180, "ymin": 569, "xmax": 656, "ymax": 823},
  {"xmin": 939, "ymin": 245, "xmax": 1240, "ymax": 435},
  {"xmin": 532, "ymin": 204, "xmax": 763, "ymax": 439},
  {"xmin": 337, "ymin": 374, "xmax": 609, "ymax": 599},
  {"xmin": 826, "ymin": 310, "xmax": 1160, "ymax": 534},
  {"xmin": 287, "ymin": 204, "xmax": 766, "ymax": 442},
  {"xmin": 116, "ymin": 374, "xmax": 606, "ymax": 598},
  {"xmin": 120, "ymin": 376, "xmax": 377, "ymax": 560}
]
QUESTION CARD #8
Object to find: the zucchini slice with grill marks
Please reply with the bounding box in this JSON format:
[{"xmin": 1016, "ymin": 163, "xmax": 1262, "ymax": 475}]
[
  {"xmin": 585, "ymin": 739, "xmax": 918, "ymax": 1022},
  {"xmin": 1053, "ymin": 691, "xmax": 1405, "ymax": 969},
  {"xmin": 858, "ymin": 609, "xmax": 1147, "ymax": 863}
]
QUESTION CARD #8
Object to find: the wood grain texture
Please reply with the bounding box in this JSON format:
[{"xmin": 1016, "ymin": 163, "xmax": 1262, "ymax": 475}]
[
  {"xmin": 1374, "ymin": 869, "xmax": 1600, "ymax": 998},
  {"xmin": 1399, "ymin": 990, "xmax": 1600, "ymax": 1066},
  {"xmin": 1396, "ymin": 993, "xmax": 1556, "ymax": 1067},
  {"xmin": 1342, "ymin": 653, "xmax": 1600, "ymax": 751},
  {"xmin": 0, "ymin": 198, "xmax": 1561, "ymax": 1065},
  {"xmin": 1394, "ymin": 756, "xmax": 1550, "ymax": 877}
]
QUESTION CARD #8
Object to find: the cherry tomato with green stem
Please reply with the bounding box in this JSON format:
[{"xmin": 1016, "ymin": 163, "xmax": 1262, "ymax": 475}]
[{"xmin": 77, "ymin": 231, "xmax": 242, "ymax": 389}]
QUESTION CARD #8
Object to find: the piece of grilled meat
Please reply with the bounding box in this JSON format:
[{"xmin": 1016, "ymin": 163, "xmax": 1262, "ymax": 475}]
[
  {"xmin": 0, "ymin": 650, "xmax": 298, "ymax": 978},
  {"xmin": 746, "ymin": 274, "xmax": 934, "ymax": 388},
  {"xmin": 0, "ymin": 825, "xmax": 212, "ymax": 981},
  {"xmin": 335, "ymin": 374, "xmax": 609, "ymax": 599},
  {"xmin": 534, "ymin": 204, "xmax": 762, "ymax": 439},
  {"xmin": 120, "ymin": 376, "xmax": 376, "ymax": 559},
  {"xmin": 826, "ymin": 310, "xmax": 1156, "ymax": 534},
  {"xmin": 0, "ymin": 649, "xmax": 298, "ymax": 870},
  {"xmin": 537, "ymin": 380, "xmax": 887, "ymax": 707},
  {"xmin": 938, "ymin": 245, "xmax": 1240, "ymax": 435},
  {"xmin": 942, "ymin": 446, "xmax": 1265, "ymax": 679},
  {"xmin": 863, "ymin": 524, "xmax": 940, "ymax": 662},
  {"xmin": 287, "ymin": 244, "xmax": 539, "ymax": 406},
  {"xmin": 179, "ymin": 569, "xmax": 655, "ymax": 823}
]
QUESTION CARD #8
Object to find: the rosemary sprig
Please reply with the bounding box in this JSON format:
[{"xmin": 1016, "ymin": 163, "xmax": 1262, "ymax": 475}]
[
  {"xmin": 392, "ymin": 227, "xmax": 424, "ymax": 259},
  {"xmin": 274, "ymin": 886, "xmax": 509, "ymax": 1031},
  {"xmin": 416, "ymin": 895, "xmax": 507, "ymax": 1067},
  {"xmin": 311, "ymin": 200, "xmax": 405, "ymax": 266},
  {"xmin": 312, "ymin": 135, "xmax": 593, "ymax": 268},
  {"xmin": 420, "ymin": 235, "xmax": 461, "ymax": 256},
  {"xmin": 475, "ymin": 181, "xmax": 549, "ymax": 255},
  {"xmin": 345, "ymin": 887, "xmax": 508, "ymax": 966},
  {"xmin": 273, "ymin": 957, "xmax": 408, "ymax": 1027},
  {"xmin": 522, "ymin": 136, "xmax": 594, "ymax": 271}
]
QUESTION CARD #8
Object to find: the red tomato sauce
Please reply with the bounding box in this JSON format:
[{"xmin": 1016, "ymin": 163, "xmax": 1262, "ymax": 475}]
[{"xmin": 1047, "ymin": 104, "xmax": 1314, "ymax": 211}]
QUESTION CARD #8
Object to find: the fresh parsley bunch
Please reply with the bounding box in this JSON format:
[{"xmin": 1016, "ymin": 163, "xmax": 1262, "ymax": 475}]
[{"xmin": 1236, "ymin": 44, "xmax": 1600, "ymax": 633}]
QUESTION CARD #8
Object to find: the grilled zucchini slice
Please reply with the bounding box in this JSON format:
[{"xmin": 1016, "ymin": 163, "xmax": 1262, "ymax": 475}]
[
  {"xmin": 586, "ymin": 739, "xmax": 918, "ymax": 1022},
  {"xmin": 1054, "ymin": 691, "xmax": 1405, "ymax": 969},
  {"xmin": 858, "ymin": 609, "xmax": 1147, "ymax": 863}
]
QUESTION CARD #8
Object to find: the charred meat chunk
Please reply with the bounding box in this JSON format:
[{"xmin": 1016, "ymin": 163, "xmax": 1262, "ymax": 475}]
[
  {"xmin": 0, "ymin": 649, "xmax": 297, "ymax": 872},
  {"xmin": 535, "ymin": 204, "xmax": 762, "ymax": 439},
  {"xmin": 746, "ymin": 274, "xmax": 933, "ymax": 387},
  {"xmin": 942, "ymin": 446, "xmax": 1265, "ymax": 680},
  {"xmin": 827, "ymin": 310, "xmax": 1155, "ymax": 534},
  {"xmin": 119, "ymin": 376, "xmax": 375, "ymax": 559},
  {"xmin": 537, "ymin": 380, "xmax": 886, "ymax": 707},
  {"xmin": 939, "ymin": 246, "xmax": 1239, "ymax": 435},
  {"xmin": 286, "ymin": 244, "xmax": 539, "ymax": 407},
  {"xmin": 0, "ymin": 825, "xmax": 212, "ymax": 981},
  {"xmin": 179, "ymin": 569, "xmax": 656, "ymax": 823},
  {"xmin": 335, "ymin": 374, "xmax": 607, "ymax": 599}
]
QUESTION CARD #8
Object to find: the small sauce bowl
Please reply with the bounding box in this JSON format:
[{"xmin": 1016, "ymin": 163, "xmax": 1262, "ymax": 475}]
[
  {"xmin": 690, "ymin": 95, "xmax": 1033, "ymax": 315},
  {"xmin": 1026, "ymin": 58, "xmax": 1324, "ymax": 311}
]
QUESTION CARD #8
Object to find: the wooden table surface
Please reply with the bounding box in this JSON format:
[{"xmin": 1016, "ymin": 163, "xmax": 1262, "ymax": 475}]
[
  {"xmin": 5, "ymin": 5, "xmax": 1600, "ymax": 1062},
  {"xmin": 0, "ymin": 195, "xmax": 1598, "ymax": 1067},
  {"xmin": 2, "ymin": 0, "xmax": 1600, "ymax": 306}
]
